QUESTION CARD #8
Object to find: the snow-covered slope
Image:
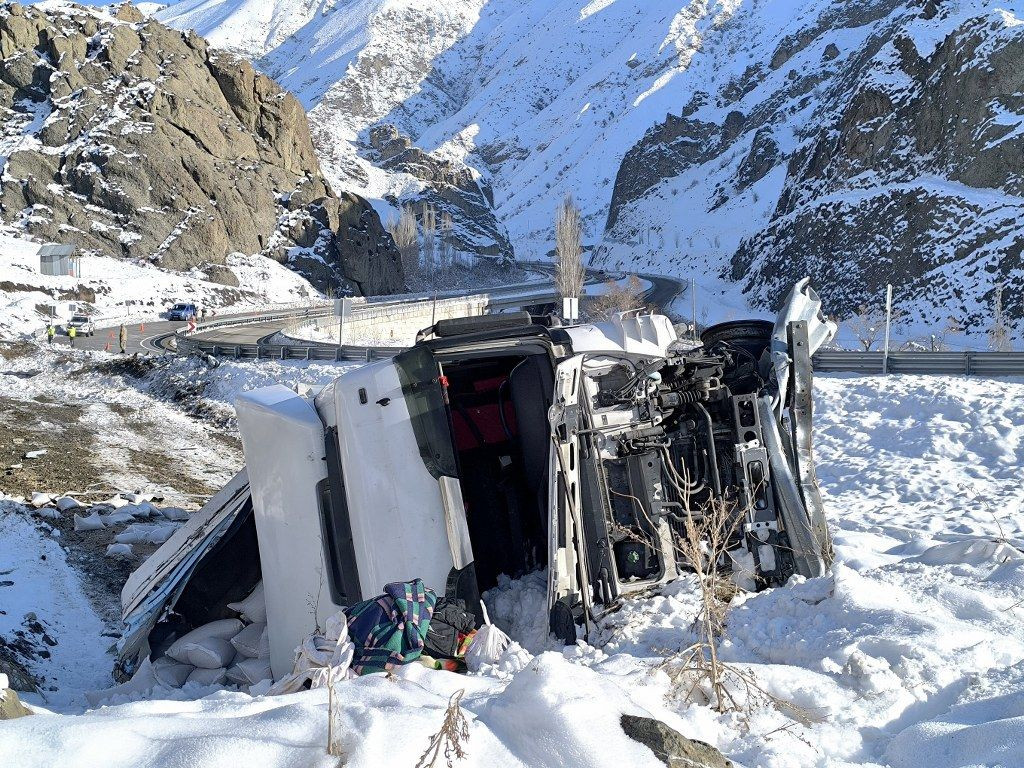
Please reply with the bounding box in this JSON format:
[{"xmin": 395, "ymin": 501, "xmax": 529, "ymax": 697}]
[
  {"xmin": 2, "ymin": 370, "xmax": 1022, "ymax": 765},
  {"xmin": 151, "ymin": 0, "xmax": 1024, "ymax": 332},
  {"xmin": 0, "ymin": 227, "xmax": 322, "ymax": 338}
]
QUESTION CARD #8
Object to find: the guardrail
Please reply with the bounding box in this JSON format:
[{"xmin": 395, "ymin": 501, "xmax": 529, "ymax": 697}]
[
  {"xmin": 173, "ymin": 271, "xmax": 568, "ymax": 354},
  {"xmin": 175, "ymin": 336, "xmax": 1024, "ymax": 376},
  {"xmin": 813, "ymin": 351, "xmax": 1024, "ymax": 375}
]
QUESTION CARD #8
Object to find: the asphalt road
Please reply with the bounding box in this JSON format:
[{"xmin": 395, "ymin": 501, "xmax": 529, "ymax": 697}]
[
  {"xmin": 49, "ymin": 319, "xmax": 188, "ymax": 354},
  {"xmin": 47, "ymin": 270, "xmax": 687, "ymax": 357}
]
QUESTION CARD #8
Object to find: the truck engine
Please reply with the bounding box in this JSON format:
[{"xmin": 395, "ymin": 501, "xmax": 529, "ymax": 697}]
[{"xmin": 569, "ymin": 318, "xmax": 832, "ymax": 604}]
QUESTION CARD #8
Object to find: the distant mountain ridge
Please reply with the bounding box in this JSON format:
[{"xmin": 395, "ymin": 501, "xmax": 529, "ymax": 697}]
[{"xmin": 47, "ymin": 0, "xmax": 1024, "ymax": 322}]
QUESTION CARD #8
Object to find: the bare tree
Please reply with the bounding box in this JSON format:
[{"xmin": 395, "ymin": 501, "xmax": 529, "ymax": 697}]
[
  {"xmin": 555, "ymin": 194, "xmax": 585, "ymax": 302},
  {"xmin": 988, "ymin": 283, "xmax": 1013, "ymax": 352},
  {"xmin": 386, "ymin": 203, "xmax": 418, "ymax": 287},
  {"xmin": 587, "ymin": 275, "xmax": 646, "ymax": 321},
  {"xmin": 846, "ymin": 304, "xmax": 884, "ymax": 351},
  {"xmin": 421, "ymin": 202, "xmax": 437, "ymax": 271}
]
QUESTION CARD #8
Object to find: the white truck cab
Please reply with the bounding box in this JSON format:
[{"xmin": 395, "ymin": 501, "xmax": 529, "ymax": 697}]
[{"xmin": 118, "ymin": 280, "xmax": 836, "ymax": 682}]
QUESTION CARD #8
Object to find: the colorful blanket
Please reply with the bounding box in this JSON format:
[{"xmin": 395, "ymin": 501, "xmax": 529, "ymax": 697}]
[{"xmin": 345, "ymin": 579, "xmax": 437, "ymax": 675}]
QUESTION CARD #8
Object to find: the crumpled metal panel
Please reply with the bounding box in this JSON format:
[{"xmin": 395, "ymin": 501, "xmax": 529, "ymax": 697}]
[{"xmin": 770, "ymin": 278, "xmax": 837, "ymax": 407}]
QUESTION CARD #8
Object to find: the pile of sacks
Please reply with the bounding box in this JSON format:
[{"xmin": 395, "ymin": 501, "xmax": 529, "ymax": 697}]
[{"xmin": 152, "ymin": 582, "xmax": 272, "ymax": 692}]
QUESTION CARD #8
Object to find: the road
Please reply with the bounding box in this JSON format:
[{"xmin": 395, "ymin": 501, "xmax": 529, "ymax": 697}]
[
  {"xmin": 49, "ymin": 269, "xmax": 687, "ymax": 358},
  {"xmin": 50, "ymin": 319, "xmax": 187, "ymax": 354},
  {"xmin": 643, "ymin": 273, "xmax": 685, "ymax": 312}
]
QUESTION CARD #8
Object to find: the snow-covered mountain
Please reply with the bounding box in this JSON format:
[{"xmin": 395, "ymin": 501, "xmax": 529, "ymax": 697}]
[{"xmin": 144, "ymin": 1, "xmax": 1024, "ymax": 326}]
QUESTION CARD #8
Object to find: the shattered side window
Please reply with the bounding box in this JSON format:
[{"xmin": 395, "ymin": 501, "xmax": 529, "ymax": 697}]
[{"xmin": 394, "ymin": 345, "xmax": 459, "ymax": 479}]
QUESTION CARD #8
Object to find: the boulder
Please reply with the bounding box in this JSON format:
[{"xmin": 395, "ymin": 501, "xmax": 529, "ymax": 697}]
[
  {"xmin": 0, "ymin": 687, "xmax": 33, "ymax": 720},
  {"xmin": 620, "ymin": 715, "xmax": 732, "ymax": 768}
]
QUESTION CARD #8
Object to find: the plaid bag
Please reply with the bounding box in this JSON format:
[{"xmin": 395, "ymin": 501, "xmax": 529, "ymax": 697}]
[{"xmin": 346, "ymin": 579, "xmax": 437, "ymax": 675}]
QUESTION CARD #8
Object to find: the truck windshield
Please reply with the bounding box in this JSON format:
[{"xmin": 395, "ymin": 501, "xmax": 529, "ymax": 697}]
[{"xmin": 394, "ymin": 345, "xmax": 458, "ymax": 479}]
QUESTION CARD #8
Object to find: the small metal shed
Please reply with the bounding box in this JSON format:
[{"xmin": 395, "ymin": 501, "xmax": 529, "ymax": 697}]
[{"xmin": 39, "ymin": 244, "xmax": 79, "ymax": 277}]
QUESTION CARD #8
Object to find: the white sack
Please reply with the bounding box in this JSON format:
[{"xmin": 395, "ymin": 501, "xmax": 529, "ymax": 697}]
[
  {"xmin": 186, "ymin": 667, "xmax": 227, "ymax": 686},
  {"xmin": 166, "ymin": 619, "xmax": 243, "ymax": 665},
  {"xmin": 152, "ymin": 657, "xmax": 193, "ymax": 688},
  {"xmin": 159, "ymin": 507, "xmax": 189, "ymax": 522},
  {"xmin": 230, "ymin": 622, "xmax": 266, "ymax": 659},
  {"xmin": 225, "ymin": 658, "xmax": 273, "ymax": 687},
  {"xmin": 115, "ymin": 522, "xmax": 179, "ymax": 545},
  {"xmin": 268, "ymin": 612, "xmax": 354, "ymax": 695},
  {"xmin": 102, "ymin": 512, "xmax": 136, "ymax": 526},
  {"xmin": 466, "ymin": 601, "xmax": 512, "ymax": 673},
  {"xmin": 227, "ymin": 582, "xmax": 266, "ymax": 624},
  {"xmin": 30, "ymin": 492, "xmax": 54, "ymax": 508},
  {"xmin": 105, "ymin": 543, "xmax": 133, "ymax": 558},
  {"xmin": 55, "ymin": 496, "xmax": 81, "ymax": 511},
  {"xmin": 176, "ymin": 638, "xmax": 236, "ymax": 670},
  {"xmin": 73, "ymin": 511, "xmax": 105, "ymax": 531}
]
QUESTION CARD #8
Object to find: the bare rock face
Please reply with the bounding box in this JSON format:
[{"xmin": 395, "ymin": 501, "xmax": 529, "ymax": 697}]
[
  {"xmin": 0, "ymin": 2, "xmax": 402, "ymax": 295},
  {"xmin": 732, "ymin": 12, "xmax": 1024, "ymax": 322},
  {"xmin": 602, "ymin": 0, "xmax": 1024, "ymax": 325},
  {"xmin": 367, "ymin": 124, "xmax": 513, "ymax": 263}
]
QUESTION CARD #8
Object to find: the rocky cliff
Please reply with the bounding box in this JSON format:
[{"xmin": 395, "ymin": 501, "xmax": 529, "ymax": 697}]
[
  {"xmin": 0, "ymin": 2, "xmax": 403, "ymax": 295},
  {"xmin": 602, "ymin": 0, "xmax": 1024, "ymax": 325}
]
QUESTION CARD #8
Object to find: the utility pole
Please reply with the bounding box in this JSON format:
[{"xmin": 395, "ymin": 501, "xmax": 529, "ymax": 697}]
[{"xmin": 882, "ymin": 283, "xmax": 893, "ymax": 374}]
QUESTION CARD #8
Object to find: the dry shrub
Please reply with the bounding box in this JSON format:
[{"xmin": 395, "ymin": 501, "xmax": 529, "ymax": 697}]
[
  {"xmin": 555, "ymin": 194, "xmax": 585, "ymax": 301},
  {"xmin": 416, "ymin": 689, "xmax": 470, "ymax": 768}
]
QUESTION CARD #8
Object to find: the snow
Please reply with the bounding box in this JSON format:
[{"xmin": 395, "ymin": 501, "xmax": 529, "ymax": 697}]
[
  {"xmin": 0, "ymin": 227, "xmax": 323, "ymax": 339},
  {"xmin": 3, "ymin": 370, "xmax": 1023, "ymax": 766},
  {"xmin": 0, "ymin": 506, "xmax": 112, "ymax": 709}
]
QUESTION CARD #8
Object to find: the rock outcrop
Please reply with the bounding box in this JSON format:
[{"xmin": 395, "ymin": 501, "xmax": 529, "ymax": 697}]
[
  {"xmin": 731, "ymin": 10, "xmax": 1024, "ymax": 322},
  {"xmin": 0, "ymin": 2, "xmax": 403, "ymax": 295},
  {"xmin": 603, "ymin": 1, "xmax": 1024, "ymax": 325},
  {"xmin": 367, "ymin": 124, "xmax": 513, "ymax": 263}
]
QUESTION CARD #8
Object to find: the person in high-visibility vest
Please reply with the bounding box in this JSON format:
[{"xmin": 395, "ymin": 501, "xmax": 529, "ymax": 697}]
[
  {"xmin": 119, "ymin": 324, "xmax": 127, "ymax": 354},
  {"xmin": 68, "ymin": 325, "xmax": 77, "ymax": 347},
  {"xmin": 46, "ymin": 324, "xmax": 55, "ymax": 345}
]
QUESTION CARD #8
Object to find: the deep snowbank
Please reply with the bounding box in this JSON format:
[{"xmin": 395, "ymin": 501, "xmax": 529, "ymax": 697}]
[{"xmin": 1, "ymin": 371, "xmax": 1022, "ymax": 767}]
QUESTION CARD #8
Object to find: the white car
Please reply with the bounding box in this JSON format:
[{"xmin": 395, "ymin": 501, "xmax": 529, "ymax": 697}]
[
  {"xmin": 116, "ymin": 280, "xmax": 836, "ymax": 682},
  {"xmin": 65, "ymin": 314, "xmax": 95, "ymax": 336}
]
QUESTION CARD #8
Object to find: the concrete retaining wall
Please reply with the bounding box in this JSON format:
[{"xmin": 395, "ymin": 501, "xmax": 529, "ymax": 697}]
[{"xmin": 284, "ymin": 294, "xmax": 491, "ymax": 347}]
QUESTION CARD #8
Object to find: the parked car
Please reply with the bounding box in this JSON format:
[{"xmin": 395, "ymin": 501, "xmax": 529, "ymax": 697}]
[
  {"xmin": 167, "ymin": 303, "xmax": 198, "ymax": 321},
  {"xmin": 65, "ymin": 314, "xmax": 95, "ymax": 336},
  {"xmin": 116, "ymin": 280, "xmax": 836, "ymax": 682}
]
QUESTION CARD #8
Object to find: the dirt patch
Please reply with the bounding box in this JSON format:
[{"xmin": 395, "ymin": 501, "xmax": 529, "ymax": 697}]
[
  {"xmin": 126, "ymin": 445, "xmax": 235, "ymax": 499},
  {"xmin": 0, "ymin": 396, "xmax": 105, "ymax": 500},
  {"xmin": 0, "ymin": 341, "xmax": 42, "ymax": 361},
  {"xmin": 42, "ymin": 504, "xmax": 158, "ymax": 628}
]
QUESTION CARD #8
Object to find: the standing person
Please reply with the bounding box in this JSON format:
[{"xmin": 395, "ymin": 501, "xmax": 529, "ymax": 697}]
[
  {"xmin": 46, "ymin": 324, "xmax": 55, "ymax": 345},
  {"xmin": 119, "ymin": 324, "xmax": 127, "ymax": 354},
  {"xmin": 68, "ymin": 325, "xmax": 76, "ymax": 347}
]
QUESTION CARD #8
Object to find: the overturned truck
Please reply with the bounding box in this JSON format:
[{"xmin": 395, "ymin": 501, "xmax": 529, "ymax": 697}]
[{"xmin": 118, "ymin": 279, "xmax": 837, "ymax": 681}]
